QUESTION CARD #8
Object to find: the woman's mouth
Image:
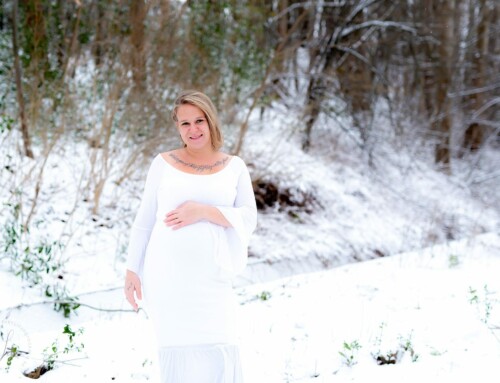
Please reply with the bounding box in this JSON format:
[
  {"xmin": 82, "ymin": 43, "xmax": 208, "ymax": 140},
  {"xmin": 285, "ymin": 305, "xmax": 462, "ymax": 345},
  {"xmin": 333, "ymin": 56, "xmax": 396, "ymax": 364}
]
[{"xmin": 190, "ymin": 134, "xmax": 203, "ymax": 140}]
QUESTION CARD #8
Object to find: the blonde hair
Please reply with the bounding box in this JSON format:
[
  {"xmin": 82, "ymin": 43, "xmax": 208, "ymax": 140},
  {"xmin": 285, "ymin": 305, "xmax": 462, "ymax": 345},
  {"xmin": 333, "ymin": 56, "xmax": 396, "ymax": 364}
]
[{"xmin": 171, "ymin": 90, "xmax": 223, "ymax": 151}]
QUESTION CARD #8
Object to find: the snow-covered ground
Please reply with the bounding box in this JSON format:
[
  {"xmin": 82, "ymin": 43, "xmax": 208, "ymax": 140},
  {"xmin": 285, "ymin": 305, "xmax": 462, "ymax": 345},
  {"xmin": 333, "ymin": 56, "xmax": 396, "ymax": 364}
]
[
  {"xmin": 1, "ymin": 233, "xmax": 499, "ymax": 382},
  {"xmin": 1, "ymin": 100, "xmax": 499, "ymax": 381}
]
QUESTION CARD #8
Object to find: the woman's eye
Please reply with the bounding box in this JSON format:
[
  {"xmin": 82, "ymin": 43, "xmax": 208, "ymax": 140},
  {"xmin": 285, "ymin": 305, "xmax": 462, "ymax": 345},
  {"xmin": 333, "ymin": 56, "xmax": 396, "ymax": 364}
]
[{"xmin": 196, "ymin": 119, "xmax": 204, "ymax": 124}]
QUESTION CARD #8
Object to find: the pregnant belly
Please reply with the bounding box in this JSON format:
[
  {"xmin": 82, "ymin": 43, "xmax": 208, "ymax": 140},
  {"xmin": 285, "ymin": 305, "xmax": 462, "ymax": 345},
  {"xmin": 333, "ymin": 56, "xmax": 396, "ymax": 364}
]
[
  {"xmin": 143, "ymin": 220, "xmax": 220, "ymax": 283},
  {"xmin": 141, "ymin": 221, "xmax": 234, "ymax": 345}
]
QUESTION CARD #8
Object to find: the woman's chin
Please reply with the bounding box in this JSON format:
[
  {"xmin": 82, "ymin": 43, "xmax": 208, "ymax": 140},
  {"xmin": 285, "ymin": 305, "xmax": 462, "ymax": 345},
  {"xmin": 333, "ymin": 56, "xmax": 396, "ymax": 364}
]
[{"xmin": 186, "ymin": 139, "xmax": 211, "ymax": 149}]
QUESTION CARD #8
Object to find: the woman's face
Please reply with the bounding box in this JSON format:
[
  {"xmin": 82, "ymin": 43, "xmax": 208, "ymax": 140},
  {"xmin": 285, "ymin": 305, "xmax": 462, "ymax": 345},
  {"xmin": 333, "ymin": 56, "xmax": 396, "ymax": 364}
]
[{"xmin": 175, "ymin": 104, "xmax": 212, "ymax": 150}]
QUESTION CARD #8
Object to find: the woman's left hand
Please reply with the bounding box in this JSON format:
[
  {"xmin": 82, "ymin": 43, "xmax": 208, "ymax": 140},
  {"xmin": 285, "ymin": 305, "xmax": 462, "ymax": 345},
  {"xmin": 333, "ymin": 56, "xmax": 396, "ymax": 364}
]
[{"xmin": 164, "ymin": 201, "xmax": 206, "ymax": 230}]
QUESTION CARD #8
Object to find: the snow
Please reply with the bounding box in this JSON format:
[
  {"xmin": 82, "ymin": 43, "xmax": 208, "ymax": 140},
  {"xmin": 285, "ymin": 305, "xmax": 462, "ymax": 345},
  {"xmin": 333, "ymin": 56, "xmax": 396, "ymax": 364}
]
[
  {"xmin": 1, "ymin": 93, "xmax": 499, "ymax": 382},
  {"xmin": 1, "ymin": 233, "xmax": 499, "ymax": 382}
]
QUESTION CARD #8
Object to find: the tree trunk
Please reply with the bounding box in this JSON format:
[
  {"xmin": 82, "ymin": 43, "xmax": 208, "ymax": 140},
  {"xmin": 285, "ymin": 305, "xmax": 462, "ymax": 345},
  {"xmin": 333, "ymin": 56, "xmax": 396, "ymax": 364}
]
[
  {"xmin": 301, "ymin": 3, "xmax": 337, "ymax": 151},
  {"xmin": 12, "ymin": 0, "xmax": 34, "ymax": 158},
  {"xmin": 21, "ymin": 0, "xmax": 48, "ymax": 147},
  {"xmin": 232, "ymin": 5, "xmax": 309, "ymax": 155},
  {"xmin": 130, "ymin": 0, "xmax": 147, "ymax": 92},
  {"xmin": 270, "ymin": 0, "xmax": 289, "ymax": 96},
  {"xmin": 302, "ymin": 78, "xmax": 322, "ymax": 151},
  {"xmin": 62, "ymin": 3, "xmax": 82, "ymax": 79},
  {"xmin": 462, "ymin": 0, "xmax": 491, "ymax": 152},
  {"xmin": 93, "ymin": 2, "xmax": 106, "ymax": 67},
  {"xmin": 433, "ymin": 0, "xmax": 455, "ymax": 170},
  {"xmin": 22, "ymin": 0, "xmax": 48, "ymax": 78}
]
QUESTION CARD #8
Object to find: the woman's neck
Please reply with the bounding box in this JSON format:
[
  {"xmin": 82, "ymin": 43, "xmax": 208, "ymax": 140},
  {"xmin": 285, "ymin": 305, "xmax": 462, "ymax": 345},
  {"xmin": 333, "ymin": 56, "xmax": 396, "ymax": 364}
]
[{"xmin": 183, "ymin": 147, "xmax": 217, "ymax": 161}]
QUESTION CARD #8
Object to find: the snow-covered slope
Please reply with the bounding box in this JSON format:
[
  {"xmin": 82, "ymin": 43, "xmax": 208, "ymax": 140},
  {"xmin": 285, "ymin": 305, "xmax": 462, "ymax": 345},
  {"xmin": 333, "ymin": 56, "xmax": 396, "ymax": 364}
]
[{"xmin": 236, "ymin": 125, "xmax": 499, "ymax": 285}]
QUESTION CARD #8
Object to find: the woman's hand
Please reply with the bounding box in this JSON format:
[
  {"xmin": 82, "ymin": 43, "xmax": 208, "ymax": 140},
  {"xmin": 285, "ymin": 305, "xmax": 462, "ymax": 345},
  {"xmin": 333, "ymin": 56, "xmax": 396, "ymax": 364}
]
[
  {"xmin": 124, "ymin": 269, "xmax": 142, "ymax": 312},
  {"xmin": 164, "ymin": 201, "xmax": 205, "ymax": 230}
]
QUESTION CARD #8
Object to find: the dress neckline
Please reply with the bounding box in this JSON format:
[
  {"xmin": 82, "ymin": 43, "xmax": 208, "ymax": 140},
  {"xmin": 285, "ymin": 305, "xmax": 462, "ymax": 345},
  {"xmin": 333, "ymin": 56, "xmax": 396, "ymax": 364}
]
[{"xmin": 159, "ymin": 153, "xmax": 235, "ymax": 176}]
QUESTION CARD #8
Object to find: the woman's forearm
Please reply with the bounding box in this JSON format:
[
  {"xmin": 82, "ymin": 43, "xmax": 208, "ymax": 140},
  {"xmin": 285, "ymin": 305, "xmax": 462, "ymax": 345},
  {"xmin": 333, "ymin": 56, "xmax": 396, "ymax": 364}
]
[{"xmin": 202, "ymin": 205, "xmax": 232, "ymax": 227}]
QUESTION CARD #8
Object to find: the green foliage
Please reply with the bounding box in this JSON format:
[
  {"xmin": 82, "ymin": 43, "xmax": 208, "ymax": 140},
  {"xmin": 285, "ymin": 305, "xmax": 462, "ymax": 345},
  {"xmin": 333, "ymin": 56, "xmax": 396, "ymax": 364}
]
[
  {"xmin": 16, "ymin": 0, "xmax": 84, "ymax": 81},
  {"xmin": 0, "ymin": 320, "xmax": 31, "ymax": 373},
  {"xmin": 0, "ymin": 32, "xmax": 13, "ymax": 78},
  {"xmin": 15, "ymin": 240, "xmax": 64, "ymax": 285},
  {"xmin": 185, "ymin": 1, "xmax": 272, "ymax": 97},
  {"xmin": 398, "ymin": 331, "xmax": 419, "ymax": 362},
  {"xmin": 43, "ymin": 324, "xmax": 85, "ymax": 371},
  {"xmin": 62, "ymin": 325, "xmax": 84, "ymax": 353},
  {"xmin": 2, "ymin": 203, "xmax": 64, "ymax": 287},
  {"xmin": 469, "ymin": 285, "xmax": 493, "ymax": 324},
  {"xmin": 448, "ymin": 254, "xmax": 460, "ymax": 268},
  {"xmin": 17, "ymin": 1, "xmax": 48, "ymax": 70},
  {"xmin": 257, "ymin": 290, "xmax": 271, "ymax": 301},
  {"xmin": 5, "ymin": 344, "xmax": 18, "ymax": 372},
  {"xmin": 1, "ymin": 201, "xmax": 79, "ymax": 318},
  {"xmin": 339, "ymin": 340, "xmax": 361, "ymax": 367},
  {"xmin": 371, "ymin": 323, "xmax": 419, "ymax": 365},
  {"xmin": 45, "ymin": 284, "xmax": 80, "ymax": 318},
  {"xmin": 468, "ymin": 286, "xmax": 479, "ymax": 304},
  {"xmin": 371, "ymin": 321, "xmax": 386, "ymax": 362},
  {"xmin": 0, "ymin": 115, "xmax": 14, "ymax": 134},
  {"xmin": 429, "ymin": 346, "xmax": 447, "ymax": 356}
]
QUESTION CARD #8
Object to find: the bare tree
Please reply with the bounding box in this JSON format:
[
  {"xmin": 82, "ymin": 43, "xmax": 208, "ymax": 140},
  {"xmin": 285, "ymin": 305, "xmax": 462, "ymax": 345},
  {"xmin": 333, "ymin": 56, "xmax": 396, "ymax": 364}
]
[
  {"xmin": 462, "ymin": 0, "xmax": 495, "ymax": 152},
  {"xmin": 129, "ymin": 0, "xmax": 148, "ymax": 92},
  {"xmin": 301, "ymin": 1, "xmax": 414, "ymax": 152},
  {"xmin": 11, "ymin": 0, "xmax": 34, "ymax": 158},
  {"xmin": 92, "ymin": 1, "xmax": 106, "ymax": 67},
  {"xmin": 432, "ymin": 0, "xmax": 455, "ymax": 170},
  {"xmin": 233, "ymin": 1, "xmax": 309, "ymax": 155}
]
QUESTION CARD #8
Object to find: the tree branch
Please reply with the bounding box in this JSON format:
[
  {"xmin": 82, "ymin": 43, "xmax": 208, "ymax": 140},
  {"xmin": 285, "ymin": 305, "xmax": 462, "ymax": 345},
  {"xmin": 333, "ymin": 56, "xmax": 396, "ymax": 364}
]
[
  {"xmin": 1, "ymin": 296, "xmax": 144, "ymax": 315},
  {"xmin": 268, "ymin": 1, "xmax": 346, "ymax": 23},
  {"xmin": 340, "ymin": 20, "xmax": 417, "ymax": 38},
  {"xmin": 11, "ymin": 0, "xmax": 34, "ymax": 158}
]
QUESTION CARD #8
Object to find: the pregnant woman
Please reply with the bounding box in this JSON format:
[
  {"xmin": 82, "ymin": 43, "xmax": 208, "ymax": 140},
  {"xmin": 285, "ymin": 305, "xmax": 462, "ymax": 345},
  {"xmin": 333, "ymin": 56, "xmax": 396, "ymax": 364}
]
[{"xmin": 124, "ymin": 90, "xmax": 257, "ymax": 382}]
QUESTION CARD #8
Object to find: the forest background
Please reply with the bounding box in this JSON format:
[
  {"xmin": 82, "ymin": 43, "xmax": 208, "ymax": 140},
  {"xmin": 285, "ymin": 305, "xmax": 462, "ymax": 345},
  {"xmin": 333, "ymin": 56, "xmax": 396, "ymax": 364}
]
[
  {"xmin": 0, "ymin": 0, "xmax": 499, "ymax": 317},
  {"xmin": 2, "ymin": 0, "xmax": 499, "ymax": 163}
]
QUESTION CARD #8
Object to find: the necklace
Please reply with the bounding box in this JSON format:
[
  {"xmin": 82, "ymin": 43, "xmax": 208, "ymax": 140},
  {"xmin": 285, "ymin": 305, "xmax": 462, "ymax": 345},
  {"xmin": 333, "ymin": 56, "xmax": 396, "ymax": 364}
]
[{"xmin": 169, "ymin": 153, "xmax": 229, "ymax": 173}]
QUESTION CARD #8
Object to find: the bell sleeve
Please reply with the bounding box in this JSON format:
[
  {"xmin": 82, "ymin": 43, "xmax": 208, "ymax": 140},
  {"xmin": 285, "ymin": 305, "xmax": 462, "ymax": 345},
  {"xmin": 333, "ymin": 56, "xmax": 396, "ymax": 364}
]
[
  {"xmin": 214, "ymin": 159, "xmax": 257, "ymax": 277},
  {"xmin": 126, "ymin": 155, "xmax": 162, "ymax": 279}
]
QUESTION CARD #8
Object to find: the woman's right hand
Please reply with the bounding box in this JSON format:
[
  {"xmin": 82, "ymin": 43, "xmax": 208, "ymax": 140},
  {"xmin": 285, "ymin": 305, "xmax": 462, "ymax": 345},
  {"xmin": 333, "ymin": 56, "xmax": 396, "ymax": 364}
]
[{"xmin": 124, "ymin": 269, "xmax": 142, "ymax": 312}]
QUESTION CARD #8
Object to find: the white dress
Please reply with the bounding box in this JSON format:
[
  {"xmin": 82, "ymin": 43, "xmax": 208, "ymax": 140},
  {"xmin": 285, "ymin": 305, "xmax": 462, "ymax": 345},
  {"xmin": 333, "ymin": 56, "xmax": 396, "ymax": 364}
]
[{"xmin": 126, "ymin": 154, "xmax": 257, "ymax": 383}]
